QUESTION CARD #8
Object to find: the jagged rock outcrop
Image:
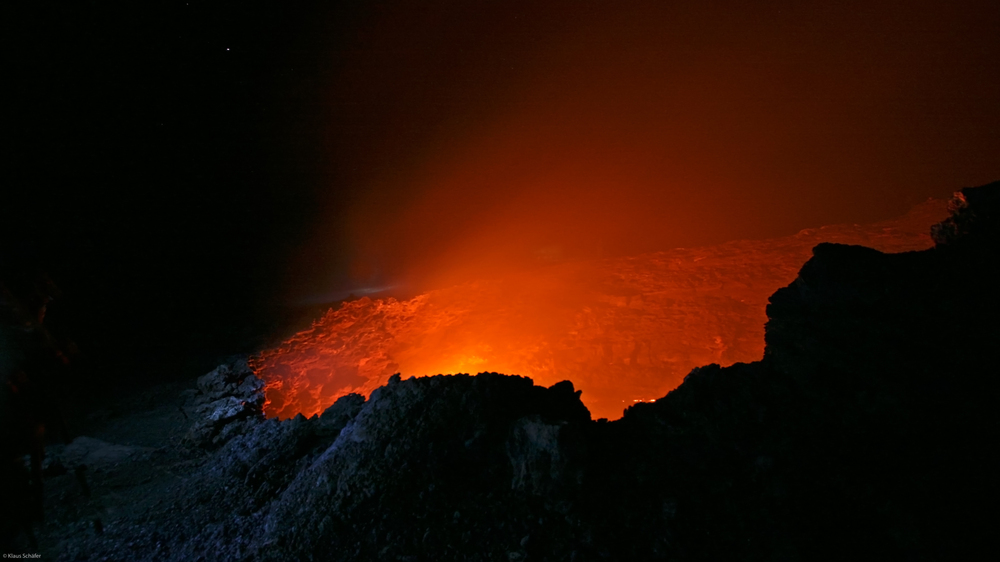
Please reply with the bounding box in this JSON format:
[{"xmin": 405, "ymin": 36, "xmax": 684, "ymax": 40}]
[
  {"xmin": 593, "ymin": 181, "xmax": 1000, "ymax": 559},
  {"xmin": 60, "ymin": 374, "xmax": 593, "ymax": 562},
  {"xmin": 183, "ymin": 358, "xmax": 266, "ymax": 447},
  {"xmin": 254, "ymin": 373, "xmax": 591, "ymax": 561},
  {"xmin": 931, "ymin": 180, "xmax": 1000, "ymax": 245},
  {"xmin": 42, "ymin": 181, "xmax": 1000, "ymax": 561}
]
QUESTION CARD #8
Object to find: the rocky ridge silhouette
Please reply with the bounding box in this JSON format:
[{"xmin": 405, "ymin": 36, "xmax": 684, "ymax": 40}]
[{"xmin": 26, "ymin": 181, "xmax": 1000, "ymax": 561}]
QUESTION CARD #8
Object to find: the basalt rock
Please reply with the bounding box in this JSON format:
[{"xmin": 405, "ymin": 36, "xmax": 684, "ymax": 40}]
[
  {"xmin": 254, "ymin": 373, "xmax": 591, "ymax": 562},
  {"xmin": 931, "ymin": 179, "xmax": 1000, "ymax": 246},
  {"xmin": 40, "ymin": 181, "xmax": 1000, "ymax": 561},
  {"xmin": 184, "ymin": 357, "xmax": 266, "ymax": 448},
  {"xmin": 589, "ymin": 180, "xmax": 1000, "ymax": 559}
]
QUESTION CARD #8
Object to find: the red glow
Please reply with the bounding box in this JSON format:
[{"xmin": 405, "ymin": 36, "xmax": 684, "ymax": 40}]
[
  {"xmin": 269, "ymin": 4, "xmax": 997, "ymax": 414},
  {"xmin": 252, "ymin": 200, "xmax": 945, "ymax": 420},
  {"xmin": 286, "ymin": 0, "xmax": 999, "ymax": 304}
]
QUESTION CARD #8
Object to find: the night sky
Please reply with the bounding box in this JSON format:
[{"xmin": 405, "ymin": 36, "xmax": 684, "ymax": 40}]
[{"xmin": 5, "ymin": 1, "xmax": 998, "ymax": 384}]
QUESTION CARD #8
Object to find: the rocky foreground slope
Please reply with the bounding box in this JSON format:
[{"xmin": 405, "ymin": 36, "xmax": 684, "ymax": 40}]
[{"xmin": 23, "ymin": 181, "xmax": 1000, "ymax": 560}]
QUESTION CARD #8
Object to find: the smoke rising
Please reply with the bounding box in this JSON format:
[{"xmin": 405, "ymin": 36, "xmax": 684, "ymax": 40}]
[{"xmin": 282, "ymin": 0, "xmax": 999, "ymax": 301}]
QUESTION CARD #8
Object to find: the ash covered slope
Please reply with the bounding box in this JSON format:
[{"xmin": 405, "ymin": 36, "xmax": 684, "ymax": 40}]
[{"xmin": 49, "ymin": 181, "xmax": 998, "ymax": 561}]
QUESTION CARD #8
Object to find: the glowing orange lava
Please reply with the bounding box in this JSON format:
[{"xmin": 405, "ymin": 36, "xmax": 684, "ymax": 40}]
[{"xmin": 251, "ymin": 200, "xmax": 946, "ymax": 421}]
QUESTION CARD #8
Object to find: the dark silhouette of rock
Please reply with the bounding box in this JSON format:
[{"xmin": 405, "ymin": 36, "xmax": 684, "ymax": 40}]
[
  {"xmin": 931, "ymin": 180, "xmax": 1000, "ymax": 246},
  {"xmin": 28, "ymin": 181, "xmax": 1000, "ymax": 560}
]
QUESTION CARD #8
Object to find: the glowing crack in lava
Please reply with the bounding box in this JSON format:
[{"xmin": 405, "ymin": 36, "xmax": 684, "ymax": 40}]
[{"xmin": 251, "ymin": 200, "xmax": 946, "ymax": 420}]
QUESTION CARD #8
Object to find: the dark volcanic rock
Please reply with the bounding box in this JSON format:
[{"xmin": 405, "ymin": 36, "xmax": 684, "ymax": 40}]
[
  {"xmin": 183, "ymin": 357, "xmax": 266, "ymax": 448},
  {"xmin": 931, "ymin": 179, "xmax": 1000, "ymax": 246},
  {"xmin": 589, "ymin": 181, "xmax": 1000, "ymax": 560},
  {"xmin": 57, "ymin": 375, "xmax": 592, "ymax": 561},
  {"xmin": 33, "ymin": 181, "xmax": 1000, "ymax": 561},
  {"xmin": 256, "ymin": 373, "xmax": 590, "ymax": 561}
]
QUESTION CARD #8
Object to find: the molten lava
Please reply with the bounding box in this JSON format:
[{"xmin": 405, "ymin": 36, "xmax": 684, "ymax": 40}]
[{"xmin": 251, "ymin": 200, "xmax": 946, "ymax": 420}]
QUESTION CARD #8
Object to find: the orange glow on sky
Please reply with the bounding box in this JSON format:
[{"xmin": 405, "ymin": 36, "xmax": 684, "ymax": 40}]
[
  {"xmin": 282, "ymin": 0, "xmax": 998, "ymax": 302},
  {"xmin": 257, "ymin": 1, "xmax": 995, "ymax": 421}
]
